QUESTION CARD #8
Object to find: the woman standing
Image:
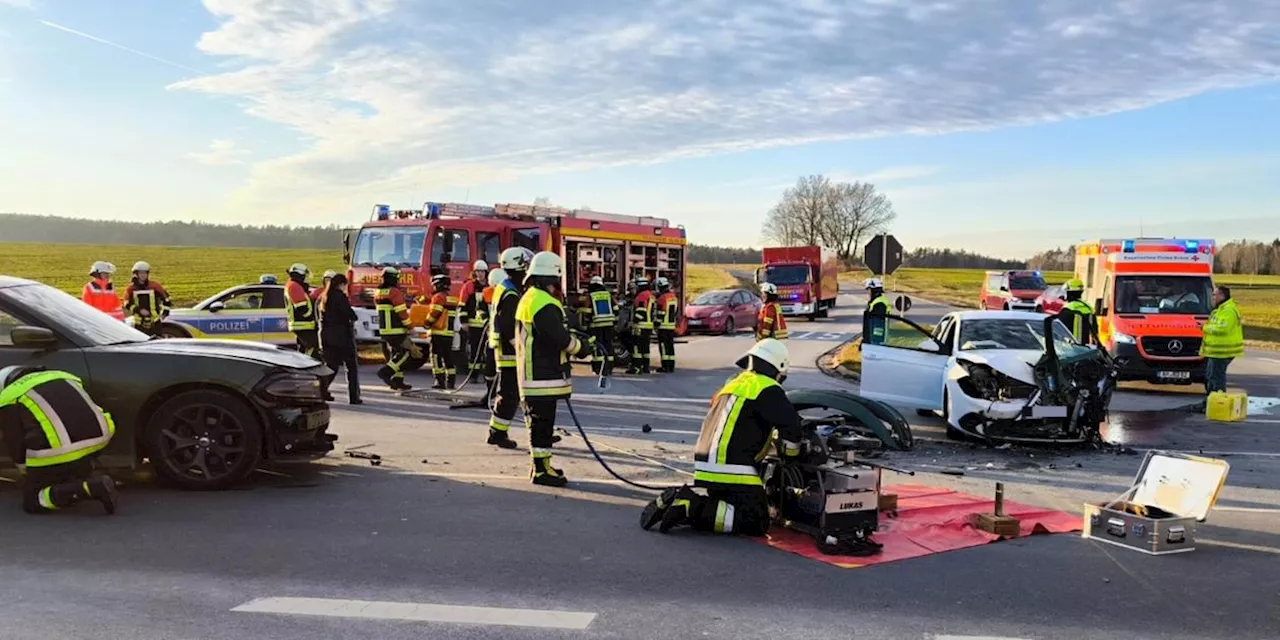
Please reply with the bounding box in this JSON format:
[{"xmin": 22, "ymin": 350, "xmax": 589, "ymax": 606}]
[{"xmin": 319, "ymin": 274, "xmax": 363, "ymax": 405}]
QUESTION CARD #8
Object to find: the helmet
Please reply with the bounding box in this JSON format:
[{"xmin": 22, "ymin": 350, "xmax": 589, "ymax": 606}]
[
  {"xmin": 488, "ymin": 268, "xmax": 508, "ymax": 287},
  {"xmin": 131, "ymin": 261, "xmax": 150, "ymax": 273},
  {"xmin": 500, "ymin": 247, "xmax": 535, "ymax": 271},
  {"xmin": 259, "ymin": 274, "xmax": 278, "ymax": 284},
  {"xmin": 635, "ymin": 277, "xmax": 650, "ymax": 289},
  {"xmin": 1065, "ymin": 278, "xmax": 1085, "ymax": 292},
  {"xmin": 655, "ymin": 276, "xmax": 670, "ymax": 291},
  {"xmin": 288, "ymin": 263, "xmax": 310, "ymax": 277},
  {"xmin": 382, "ymin": 266, "xmax": 400, "ymax": 277},
  {"xmin": 735, "ymin": 339, "xmax": 790, "ymax": 377},
  {"xmin": 90, "ymin": 261, "xmax": 115, "ymax": 276},
  {"xmin": 864, "ymin": 278, "xmax": 884, "ymax": 290},
  {"xmin": 759, "ymin": 282, "xmax": 778, "ymax": 295},
  {"xmin": 432, "ymin": 273, "xmax": 450, "ymax": 288},
  {"xmin": 589, "ymin": 275, "xmax": 604, "ymax": 286},
  {"xmin": 526, "ymin": 251, "xmax": 563, "ymax": 279},
  {"xmin": 0, "ymin": 365, "xmax": 44, "ymax": 390},
  {"xmin": 472, "ymin": 260, "xmax": 489, "ymax": 272},
  {"xmin": 322, "ymin": 270, "xmax": 337, "ymax": 280}
]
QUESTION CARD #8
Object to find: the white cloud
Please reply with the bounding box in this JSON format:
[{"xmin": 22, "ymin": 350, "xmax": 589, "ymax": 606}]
[
  {"xmin": 186, "ymin": 139, "xmax": 250, "ymax": 166},
  {"xmin": 170, "ymin": 0, "xmax": 1280, "ymax": 215},
  {"xmin": 0, "ymin": 0, "xmax": 35, "ymax": 9}
]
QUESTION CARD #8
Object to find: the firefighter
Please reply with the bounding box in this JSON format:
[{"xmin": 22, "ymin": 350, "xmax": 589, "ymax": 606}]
[
  {"xmin": 515, "ymin": 251, "xmax": 594, "ymax": 487},
  {"xmin": 81, "ymin": 261, "xmax": 122, "ymax": 317},
  {"xmin": 640, "ymin": 338, "xmax": 802, "ymax": 535},
  {"xmin": 755, "ymin": 283, "xmax": 788, "ymax": 340},
  {"xmin": 285, "ymin": 263, "xmax": 321, "ymax": 357},
  {"xmin": 311, "ymin": 270, "xmax": 337, "ymax": 302},
  {"xmin": 488, "ymin": 248, "xmax": 533, "ymax": 449},
  {"xmin": 124, "ymin": 261, "xmax": 171, "ymax": 336},
  {"xmin": 627, "ymin": 277, "xmax": 656, "ymax": 374},
  {"xmin": 862, "ymin": 278, "xmax": 891, "ymax": 346},
  {"xmin": 375, "ymin": 267, "xmax": 425, "ymax": 391},
  {"xmin": 0, "ymin": 366, "xmax": 119, "ymax": 515},
  {"xmin": 1055, "ymin": 279, "xmax": 1098, "ymax": 345},
  {"xmin": 479, "ymin": 268, "xmax": 506, "ymax": 406},
  {"xmin": 655, "ymin": 276, "xmax": 680, "ymax": 373},
  {"xmin": 424, "ymin": 273, "xmax": 460, "ymax": 390},
  {"xmin": 459, "ymin": 259, "xmax": 490, "ymax": 379},
  {"xmin": 586, "ymin": 276, "xmax": 617, "ymax": 375}
]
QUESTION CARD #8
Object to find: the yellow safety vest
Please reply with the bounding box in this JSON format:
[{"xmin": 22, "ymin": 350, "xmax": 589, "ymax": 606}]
[{"xmin": 692, "ymin": 371, "xmax": 780, "ymax": 487}]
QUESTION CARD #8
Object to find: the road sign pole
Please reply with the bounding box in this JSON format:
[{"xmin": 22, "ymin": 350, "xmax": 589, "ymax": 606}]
[{"xmin": 881, "ymin": 235, "xmax": 889, "ymax": 291}]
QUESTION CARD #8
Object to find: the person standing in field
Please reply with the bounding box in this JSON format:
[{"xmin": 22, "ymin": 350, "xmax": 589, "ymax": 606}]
[
  {"xmin": 82, "ymin": 261, "xmax": 123, "ymax": 319},
  {"xmin": 124, "ymin": 261, "xmax": 171, "ymax": 336}
]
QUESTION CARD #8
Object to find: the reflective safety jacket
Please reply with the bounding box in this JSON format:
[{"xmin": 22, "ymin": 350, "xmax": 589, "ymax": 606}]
[
  {"xmin": 425, "ymin": 291, "xmax": 459, "ymax": 337},
  {"xmin": 0, "ymin": 370, "xmax": 115, "ymax": 468},
  {"xmin": 587, "ymin": 287, "xmax": 616, "ymax": 328},
  {"xmin": 125, "ymin": 280, "xmax": 171, "ymax": 329},
  {"xmin": 633, "ymin": 290, "xmax": 656, "ymax": 331},
  {"xmin": 489, "ymin": 279, "xmax": 521, "ymax": 368},
  {"xmin": 459, "ymin": 278, "xmax": 487, "ymax": 329},
  {"xmin": 1056, "ymin": 300, "xmax": 1098, "ymax": 345},
  {"xmin": 480, "ymin": 284, "xmax": 495, "ymax": 329},
  {"xmin": 756, "ymin": 302, "xmax": 788, "ymax": 340},
  {"xmin": 656, "ymin": 291, "xmax": 679, "ymax": 331},
  {"xmin": 375, "ymin": 287, "xmax": 411, "ymax": 337},
  {"xmin": 515, "ymin": 287, "xmax": 588, "ymax": 399},
  {"xmin": 1201, "ymin": 298, "xmax": 1244, "ymax": 359},
  {"xmin": 694, "ymin": 370, "xmax": 803, "ymax": 488},
  {"xmin": 285, "ymin": 279, "xmax": 317, "ymax": 331},
  {"xmin": 863, "ymin": 294, "xmax": 891, "ymax": 345},
  {"xmin": 81, "ymin": 277, "xmax": 122, "ymax": 316}
]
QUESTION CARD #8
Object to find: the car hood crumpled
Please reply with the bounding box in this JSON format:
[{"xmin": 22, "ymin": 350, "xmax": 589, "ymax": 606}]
[
  {"xmin": 101, "ymin": 338, "xmax": 320, "ymax": 369},
  {"xmin": 955, "ymin": 349, "xmax": 1043, "ymax": 385}
]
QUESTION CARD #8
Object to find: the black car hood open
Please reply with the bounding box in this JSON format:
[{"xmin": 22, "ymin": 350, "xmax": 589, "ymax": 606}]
[{"xmin": 96, "ymin": 338, "xmax": 321, "ymax": 369}]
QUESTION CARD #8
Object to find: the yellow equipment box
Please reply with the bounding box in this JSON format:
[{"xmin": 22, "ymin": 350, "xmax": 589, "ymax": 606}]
[{"xmin": 1206, "ymin": 390, "xmax": 1247, "ymax": 422}]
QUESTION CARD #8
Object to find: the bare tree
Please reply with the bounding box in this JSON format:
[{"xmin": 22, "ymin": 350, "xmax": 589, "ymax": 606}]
[
  {"xmin": 760, "ymin": 174, "xmax": 897, "ymax": 261},
  {"xmin": 826, "ymin": 181, "xmax": 896, "ymax": 262},
  {"xmin": 761, "ymin": 175, "xmax": 833, "ymax": 246}
]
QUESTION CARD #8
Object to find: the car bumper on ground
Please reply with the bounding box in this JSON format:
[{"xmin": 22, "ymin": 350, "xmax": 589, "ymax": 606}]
[{"xmin": 1111, "ymin": 343, "xmax": 1206, "ymax": 384}]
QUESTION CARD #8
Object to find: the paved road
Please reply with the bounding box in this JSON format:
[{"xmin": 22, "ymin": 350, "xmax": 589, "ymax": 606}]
[{"xmin": 1, "ymin": 290, "xmax": 1278, "ymax": 640}]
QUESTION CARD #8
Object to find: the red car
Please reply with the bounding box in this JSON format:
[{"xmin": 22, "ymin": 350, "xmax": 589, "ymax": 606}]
[
  {"xmin": 684, "ymin": 288, "xmax": 761, "ymax": 335},
  {"xmin": 1034, "ymin": 284, "xmax": 1068, "ymax": 314}
]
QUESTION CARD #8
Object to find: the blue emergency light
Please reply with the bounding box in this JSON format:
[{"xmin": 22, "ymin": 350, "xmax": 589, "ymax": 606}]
[
  {"xmin": 375, "ymin": 204, "xmax": 390, "ymax": 220},
  {"xmin": 1183, "ymin": 240, "xmax": 1199, "ymax": 253},
  {"xmin": 425, "ymin": 202, "xmax": 441, "ymax": 219},
  {"xmin": 1033, "ymin": 270, "xmax": 1042, "ymax": 277},
  {"xmin": 259, "ymin": 274, "xmax": 278, "ymax": 284},
  {"xmin": 1122, "ymin": 239, "xmax": 1136, "ymax": 253}
]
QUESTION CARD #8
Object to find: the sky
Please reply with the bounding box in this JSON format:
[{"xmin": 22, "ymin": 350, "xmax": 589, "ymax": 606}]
[{"xmin": 1, "ymin": 0, "xmax": 1278, "ymax": 259}]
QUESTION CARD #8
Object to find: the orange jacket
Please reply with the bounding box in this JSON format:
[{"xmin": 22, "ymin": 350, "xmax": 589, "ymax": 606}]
[
  {"xmin": 756, "ymin": 302, "xmax": 788, "ymax": 339},
  {"xmin": 82, "ymin": 278, "xmax": 123, "ymax": 317},
  {"xmin": 424, "ymin": 291, "xmax": 459, "ymax": 337}
]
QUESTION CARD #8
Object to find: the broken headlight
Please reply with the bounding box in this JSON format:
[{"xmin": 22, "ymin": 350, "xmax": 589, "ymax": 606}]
[{"xmin": 956, "ymin": 361, "xmax": 1037, "ymax": 401}]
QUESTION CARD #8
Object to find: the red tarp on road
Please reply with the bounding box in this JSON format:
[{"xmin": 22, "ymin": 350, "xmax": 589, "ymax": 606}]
[{"xmin": 758, "ymin": 483, "xmax": 1082, "ymax": 569}]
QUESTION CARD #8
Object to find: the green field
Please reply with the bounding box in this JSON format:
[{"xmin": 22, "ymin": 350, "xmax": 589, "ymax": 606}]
[
  {"xmin": 0, "ymin": 242, "xmax": 740, "ymax": 306},
  {"xmin": 842, "ymin": 267, "xmax": 1280, "ymax": 349}
]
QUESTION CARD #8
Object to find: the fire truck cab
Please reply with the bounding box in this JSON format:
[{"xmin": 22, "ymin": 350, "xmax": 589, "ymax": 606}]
[
  {"xmin": 1075, "ymin": 237, "xmax": 1215, "ymax": 385},
  {"xmin": 343, "ymin": 202, "xmax": 688, "ymax": 347}
]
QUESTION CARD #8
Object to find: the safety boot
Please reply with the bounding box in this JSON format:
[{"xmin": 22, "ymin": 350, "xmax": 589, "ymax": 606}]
[
  {"xmin": 391, "ymin": 377, "xmax": 413, "ymax": 391},
  {"xmin": 640, "ymin": 486, "xmax": 684, "ymax": 530},
  {"xmin": 86, "ymin": 475, "xmax": 119, "ymax": 515},
  {"xmin": 487, "ymin": 429, "xmax": 518, "ymax": 449},
  {"xmin": 446, "ymin": 374, "xmax": 456, "ymax": 390},
  {"xmin": 658, "ymin": 486, "xmax": 698, "ymax": 533},
  {"xmin": 530, "ymin": 457, "xmax": 568, "ymax": 488}
]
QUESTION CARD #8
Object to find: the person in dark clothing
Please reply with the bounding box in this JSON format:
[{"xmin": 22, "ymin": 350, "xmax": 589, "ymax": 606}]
[
  {"xmin": 1054, "ymin": 278, "xmax": 1098, "ymax": 345},
  {"xmin": 640, "ymin": 338, "xmax": 802, "ymax": 536},
  {"xmin": 488, "ymin": 248, "xmax": 533, "ymax": 449},
  {"xmin": 319, "ymin": 274, "xmax": 362, "ymax": 405},
  {"xmin": 585, "ymin": 276, "xmax": 617, "ymax": 375}
]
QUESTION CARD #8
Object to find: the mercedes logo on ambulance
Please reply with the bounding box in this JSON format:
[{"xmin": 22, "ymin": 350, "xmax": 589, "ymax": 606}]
[{"xmin": 1167, "ymin": 339, "xmax": 1183, "ymax": 353}]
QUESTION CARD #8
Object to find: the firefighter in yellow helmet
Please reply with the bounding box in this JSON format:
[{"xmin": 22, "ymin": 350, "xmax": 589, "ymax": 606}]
[
  {"xmin": 1055, "ymin": 278, "xmax": 1098, "ymax": 345},
  {"xmin": 515, "ymin": 251, "xmax": 594, "ymax": 487}
]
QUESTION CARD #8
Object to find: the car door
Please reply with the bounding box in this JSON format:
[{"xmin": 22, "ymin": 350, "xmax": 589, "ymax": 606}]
[
  {"xmin": 728, "ymin": 291, "xmax": 748, "ymax": 326},
  {"xmin": 0, "ymin": 304, "xmax": 92, "ymax": 466},
  {"xmin": 208, "ymin": 286, "xmax": 271, "ymax": 342},
  {"xmin": 859, "ymin": 314, "xmax": 949, "ymax": 411},
  {"xmin": 255, "ymin": 286, "xmax": 290, "ymax": 344}
]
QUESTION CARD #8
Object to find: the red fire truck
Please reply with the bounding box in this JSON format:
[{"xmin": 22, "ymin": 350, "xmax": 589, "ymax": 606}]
[{"xmin": 343, "ymin": 202, "xmax": 689, "ymax": 346}]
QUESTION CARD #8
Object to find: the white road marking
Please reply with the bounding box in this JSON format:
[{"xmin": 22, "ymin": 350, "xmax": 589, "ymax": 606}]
[
  {"xmin": 231, "ymin": 597, "xmax": 597, "ymax": 630},
  {"xmin": 934, "ymin": 636, "xmax": 1032, "ymax": 640},
  {"xmin": 1155, "ymin": 449, "xmax": 1280, "ymax": 458},
  {"xmin": 573, "ymin": 394, "xmax": 710, "ymax": 405},
  {"xmin": 1213, "ymin": 506, "xmax": 1280, "ymax": 514},
  {"xmin": 1260, "ymin": 358, "xmax": 1280, "ymax": 365},
  {"xmin": 1199, "ymin": 539, "xmax": 1280, "ymax": 555}
]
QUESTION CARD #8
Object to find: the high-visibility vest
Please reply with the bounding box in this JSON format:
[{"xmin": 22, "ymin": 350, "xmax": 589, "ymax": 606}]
[
  {"xmin": 375, "ymin": 287, "xmax": 409, "ymax": 336},
  {"xmin": 656, "ymin": 291, "xmax": 679, "ymax": 330},
  {"xmin": 757, "ymin": 303, "xmax": 788, "ymax": 339},
  {"xmin": 286, "ymin": 280, "xmax": 317, "ymax": 331},
  {"xmin": 1201, "ymin": 298, "xmax": 1244, "ymax": 359},
  {"xmin": 1062, "ymin": 300, "xmax": 1095, "ymax": 343},
  {"xmin": 81, "ymin": 278, "xmax": 122, "ymax": 315},
  {"xmin": 489, "ymin": 280, "xmax": 520, "ymax": 368},
  {"xmin": 0, "ymin": 370, "xmax": 115, "ymax": 468},
  {"xmin": 426, "ymin": 293, "xmax": 459, "ymax": 337},
  {"xmin": 633, "ymin": 291, "xmax": 655, "ymax": 330},
  {"xmin": 515, "ymin": 287, "xmax": 582, "ymax": 399},
  {"xmin": 693, "ymin": 371, "xmax": 780, "ymax": 487},
  {"xmin": 589, "ymin": 290, "xmax": 616, "ymax": 328}
]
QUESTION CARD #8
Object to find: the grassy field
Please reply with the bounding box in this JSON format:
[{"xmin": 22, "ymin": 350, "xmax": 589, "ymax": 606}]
[
  {"xmin": 0, "ymin": 241, "xmax": 741, "ymax": 306},
  {"xmin": 843, "ymin": 267, "xmax": 1280, "ymax": 349}
]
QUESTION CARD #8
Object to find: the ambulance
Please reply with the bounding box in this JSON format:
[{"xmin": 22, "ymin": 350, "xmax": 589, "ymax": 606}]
[{"xmin": 1074, "ymin": 238, "xmax": 1215, "ymax": 384}]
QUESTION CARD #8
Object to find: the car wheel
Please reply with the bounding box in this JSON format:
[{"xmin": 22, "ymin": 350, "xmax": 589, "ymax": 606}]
[
  {"xmin": 1035, "ymin": 305, "xmax": 1043, "ymax": 313},
  {"xmin": 1003, "ymin": 302, "xmax": 1011, "ymax": 310},
  {"xmin": 143, "ymin": 389, "xmax": 263, "ymax": 491},
  {"xmin": 723, "ymin": 316, "xmax": 735, "ymax": 335},
  {"xmin": 155, "ymin": 324, "xmax": 189, "ymax": 339}
]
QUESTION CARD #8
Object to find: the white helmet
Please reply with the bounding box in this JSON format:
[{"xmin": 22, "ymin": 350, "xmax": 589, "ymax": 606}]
[
  {"xmin": 322, "ymin": 269, "xmax": 337, "ymax": 280},
  {"xmin": 864, "ymin": 278, "xmax": 884, "ymax": 290},
  {"xmin": 131, "ymin": 261, "xmax": 150, "ymax": 274},
  {"xmin": 500, "ymin": 247, "xmax": 534, "ymax": 271},
  {"xmin": 89, "ymin": 261, "xmax": 115, "ymax": 276},
  {"xmin": 589, "ymin": 275, "xmax": 604, "ymax": 286},
  {"xmin": 488, "ymin": 268, "xmax": 508, "ymax": 287},
  {"xmin": 288, "ymin": 263, "xmax": 310, "ymax": 277},
  {"xmin": 472, "ymin": 259, "xmax": 489, "ymax": 272},
  {"xmin": 525, "ymin": 251, "xmax": 563, "ymax": 281},
  {"xmin": 759, "ymin": 282, "xmax": 778, "ymax": 295},
  {"xmin": 736, "ymin": 338, "xmax": 790, "ymax": 377},
  {"xmin": 654, "ymin": 276, "xmax": 670, "ymax": 290}
]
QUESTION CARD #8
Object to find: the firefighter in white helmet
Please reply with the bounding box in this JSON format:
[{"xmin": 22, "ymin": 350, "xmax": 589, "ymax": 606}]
[
  {"xmin": 82, "ymin": 261, "xmax": 122, "ymax": 318},
  {"xmin": 124, "ymin": 261, "xmax": 171, "ymax": 336},
  {"xmin": 312, "ymin": 270, "xmax": 338, "ymax": 302},
  {"xmin": 515, "ymin": 251, "xmax": 594, "ymax": 487},
  {"xmin": 487, "ymin": 248, "xmax": 535, "ymax": 449},
  {"xmin": 863, "ymin": 278, "xmax": 890, "ymax": 345},
  {"xmin": 459, "ymin": 259, "xmax": 491, "ymax": 380},
  {"xmin": 755, "ymin": 282, "xmax": 787, "ymax": 341},
  {"xmin": 477, "ymin": 268, "xmax": 508, "ymax": 406}
]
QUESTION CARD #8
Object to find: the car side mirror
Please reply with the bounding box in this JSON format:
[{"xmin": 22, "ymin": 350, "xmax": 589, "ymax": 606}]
[
  {"xmin": 10, "ymin": 326, "xmax": 58, "ymax": 349},
  {"xmin": 918, "ymin": 339, "xmax": 942, "ymax": 353},
  {"xmin": 1095, "ymin": 297, "xmax": 1105, "ymax": 314},
  {"xmin": 209, "ymin": 301, "xmax": 225, "ymax": 313}
]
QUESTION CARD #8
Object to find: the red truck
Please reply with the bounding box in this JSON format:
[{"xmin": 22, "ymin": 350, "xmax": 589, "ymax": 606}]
[{"xmin": 757, "ymin": 245, "xmax": 840, "ymax": 320}]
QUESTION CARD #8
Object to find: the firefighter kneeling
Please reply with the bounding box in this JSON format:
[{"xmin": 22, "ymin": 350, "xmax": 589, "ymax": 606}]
[
  {"xmin": 516, "ymin": 251, "xmax": 595, "ymax": 487},
  {"xmin": 0, "ymin": 366, "xmax": 119, "ymax": 515},
  {"xmin": 639, "ymin": 338, "xmax": 802, "ymax": 535}
]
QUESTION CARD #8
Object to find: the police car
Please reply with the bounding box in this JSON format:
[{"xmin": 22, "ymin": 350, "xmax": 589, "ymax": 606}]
[{"xmin": 145, "ymin": 275, "xmax": 296, "ymax": 346}]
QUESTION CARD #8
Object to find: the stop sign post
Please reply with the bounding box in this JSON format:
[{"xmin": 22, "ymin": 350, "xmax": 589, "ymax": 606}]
[{"xmin": 864, "ymin": 234, "xmax": 903, "ymax": 277}]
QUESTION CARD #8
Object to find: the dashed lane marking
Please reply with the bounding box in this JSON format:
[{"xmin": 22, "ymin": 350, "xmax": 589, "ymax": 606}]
[
  {"xmin": 231, "ymin": 597, "xmax": 597, "ymax": 630},
  {"xmin": 934, "ymin": 636, "xmax": 1032, "ymax": 640}
]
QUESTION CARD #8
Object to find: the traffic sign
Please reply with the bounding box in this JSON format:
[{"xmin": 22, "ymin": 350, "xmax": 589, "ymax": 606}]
[
  {"xmin": 864, "ymin": 234, "xmax": 903, "ymax": 276},
  {"xmin": 894, "ymin": 295, "xmax": 912, "ymax": 313}
]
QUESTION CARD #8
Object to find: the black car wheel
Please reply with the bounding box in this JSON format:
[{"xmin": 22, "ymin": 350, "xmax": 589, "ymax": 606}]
[
  {"xmin": 144, "ymin": 389, "xmax": 263, "ymax": 490},
  {"xmin": 155, "ymin": 324, "xmax": 189, "ymax": 339},
  {"xmin": 723, "ymin": 316, "xmax": 735, "ymax": 335}
]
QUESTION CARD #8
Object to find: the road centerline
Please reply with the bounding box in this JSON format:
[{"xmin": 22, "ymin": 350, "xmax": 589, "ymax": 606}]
[{"xmin": 231, "ymin": 596, "xmax": 597, "ymax": 630}]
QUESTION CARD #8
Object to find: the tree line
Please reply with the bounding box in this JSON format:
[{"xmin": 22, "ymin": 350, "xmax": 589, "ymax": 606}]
[
  {"xmin": 903, "ymin": 247, "xmax": 1025, "ymax": 270},
  {"xmin": 1026, "ymin": 239, "xmax": 1280, "ymax": 275},
  {"xmin": 0, "ymin": 213, "xmax": 344, "ymax": 249}
]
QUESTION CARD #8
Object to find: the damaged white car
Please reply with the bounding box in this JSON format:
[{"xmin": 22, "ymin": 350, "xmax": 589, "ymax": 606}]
[{"xmin": 860, "ymin": 310, "xmax": 1118, "ymax": 444}]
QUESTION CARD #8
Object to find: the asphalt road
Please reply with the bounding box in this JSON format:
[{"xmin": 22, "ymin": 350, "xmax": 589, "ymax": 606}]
[{"xmin": 1, "ymin": 290, "xmax": 1278, "ymax": 640}]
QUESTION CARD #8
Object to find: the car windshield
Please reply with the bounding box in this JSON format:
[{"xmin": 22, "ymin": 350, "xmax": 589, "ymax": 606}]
[
  {"xmin": 958, "ymin": 318, "xmax": 1086, "ymax": 358},
  {"xmin": 1114, "ymin": 275, "xmax": 1213, "ymax": 315},
  {"xmin": 763, "ymin": 265, "xmax": 810, "ymax": 286},
  {"xmin": 351, "ymin": 226, "xmax": 428, "ymax": 268},
  {"xmin": 1009, "ymin": 274, "xmax": 1046, "ymax": 290},
  {"xmin": 692, "ymin": 291, "xmax": 733, "ymax": 305},
  {"xmin": 2, "ymin": 283, "xmax": 150, "ymax": 346}
]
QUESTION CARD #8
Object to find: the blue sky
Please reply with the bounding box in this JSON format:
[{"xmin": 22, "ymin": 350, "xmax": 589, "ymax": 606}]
[{"xmin": 1, "ymin": 0, "xmax": 1278, "ymax": 259}]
